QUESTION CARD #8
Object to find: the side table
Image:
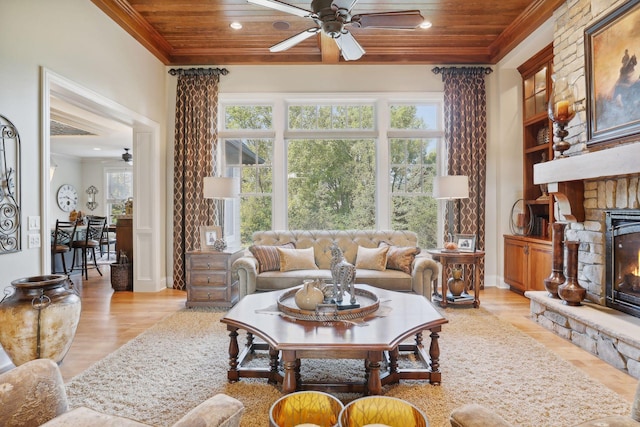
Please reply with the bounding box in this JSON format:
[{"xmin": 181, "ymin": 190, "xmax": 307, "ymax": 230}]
[
  {"xmin": 426, "ymin": 249, "xmax": 485, "ymax": 308},
  {"xmin": 185, "ymin": 248, "xmax": 243, "ymax": 308}
]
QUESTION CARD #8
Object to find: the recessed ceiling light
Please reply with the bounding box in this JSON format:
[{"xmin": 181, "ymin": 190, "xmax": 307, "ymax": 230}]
[
  {"xmin": 273, "ymin": 21, "xmax": 290, "ymax": 30},
  {"xmin": 93, "ymin": 147, "xmax": 102, "ymax": 151},
  {"xmin": 420, "ymin": 21, "xmax": 432, "ymax": 29},
  {"xmin": 230, "ymin": 22, "xmax": 242, "ymax": 30}
]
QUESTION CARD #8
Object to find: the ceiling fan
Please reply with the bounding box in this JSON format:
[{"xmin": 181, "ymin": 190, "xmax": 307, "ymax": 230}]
[
  {"xmin": 122, "ymin": 148, "xmax": 132, "ymax": 164},
  {"xmin": 247, "ymin": 0, "xmax": 424, "ymax": 61}
]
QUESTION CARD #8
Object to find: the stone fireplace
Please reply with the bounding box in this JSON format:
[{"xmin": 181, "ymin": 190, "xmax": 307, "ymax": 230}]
[
  {"xmin": 528, "ymin": 144, "xmax": 640, "ymax": 379},
  {"xmin": 515, "ymin": 0, "xmax": 640, "ymax": 380},
  {"xmin": 605, "ymin": 210, "xmax": 640, "ymax": 318}
]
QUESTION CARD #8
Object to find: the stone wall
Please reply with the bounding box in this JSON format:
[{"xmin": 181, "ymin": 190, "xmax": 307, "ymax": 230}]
[
  {"xmin": 552, "ymin": 0, "xmax": 640, "ymax": 304},
  {"xmin": 568, "ymin": 176, "xmax": 640, "ymax": 304},
  {"xmin": 527, "ymin": 0, "xmax": 640, "ymax": 380}
]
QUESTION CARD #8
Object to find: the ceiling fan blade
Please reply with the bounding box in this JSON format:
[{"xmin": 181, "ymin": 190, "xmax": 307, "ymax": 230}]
[
  {"xmin": 335, "ymin": 32, "xmax": 365, "ymax": 61},
  {"xmin": 270, "ymin": 28, "xmax": 319, "ymax": 52},
  {"xmin": 247, "ymin": 0, "xmax": 311, "ymax": 18},
  {"xmin": 331, "ymin": 0, "xmax": 358, "ymax": 12},
  {"xmin": 352, "ymin": 10, "xmax": 424, "ymax": 29}
]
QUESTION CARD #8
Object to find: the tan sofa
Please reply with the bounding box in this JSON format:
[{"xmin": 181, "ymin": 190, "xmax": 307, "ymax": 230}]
[
  {"xmin": 232, "ymin": 230, "xmax": 438, "ymax": 300},
  {"xmin": 0, "ymin": 358, "xmax": 244, "ymax": 427},
  {"xmin": 450, "ymin": 381, "xmax": 640, "ymax": 427}
]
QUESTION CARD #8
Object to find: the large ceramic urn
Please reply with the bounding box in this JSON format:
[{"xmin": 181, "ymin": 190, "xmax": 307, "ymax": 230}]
[{"xmin": 0, "ymin": 274, "xmax": 81, "ymax": 366}]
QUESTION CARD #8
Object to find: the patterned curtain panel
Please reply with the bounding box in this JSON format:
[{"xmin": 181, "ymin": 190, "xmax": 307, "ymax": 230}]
[
  {"xmin": 171, "ymin": 68, "xmax": 227, "ymax": 290},
  {"xmin": 433, "ymin": 66, "xmax": 491, "ymax": 287}
]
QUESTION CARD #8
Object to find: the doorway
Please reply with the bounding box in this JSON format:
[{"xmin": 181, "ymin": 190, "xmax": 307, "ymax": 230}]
[{"xmin": 41, "ymin": 68, "xmax": 164, "ymax": 292}]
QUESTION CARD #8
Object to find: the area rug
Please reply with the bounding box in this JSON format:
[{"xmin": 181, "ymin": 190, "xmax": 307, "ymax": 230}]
[{"xmin": 65, "ymin": 306, "xmax": 631, "ymax": 427}]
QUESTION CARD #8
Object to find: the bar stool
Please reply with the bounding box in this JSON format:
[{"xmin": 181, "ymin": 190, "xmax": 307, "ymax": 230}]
[
  {"xmin": 70, "ymin": 216, "xmax": 105, "ymax": 280},
  {"xmin": 51, "ymin": 220, "xmax": 77, "ymax": 275}
]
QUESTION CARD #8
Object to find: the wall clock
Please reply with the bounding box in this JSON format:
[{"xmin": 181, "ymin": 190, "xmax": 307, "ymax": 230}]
[{"xmin": 57, "ymin": 184, "xmax": 78, "ymax": 212}]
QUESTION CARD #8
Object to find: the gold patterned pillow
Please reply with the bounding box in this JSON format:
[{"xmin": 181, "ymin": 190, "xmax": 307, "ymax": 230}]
[
  {"xmin": 249, "ymin": 242, "xmax": 295, "ymax": 273},
  {"xmin": 378, "ymin": 241, "xmax": 421, "ymax": 274},
  {"xmin": 355, "ymin": 245, "xmax": 389, "ymax": 271},
  {"xmin": 277, "ymin": 247, "xmax": 319, "ymax": 272}
]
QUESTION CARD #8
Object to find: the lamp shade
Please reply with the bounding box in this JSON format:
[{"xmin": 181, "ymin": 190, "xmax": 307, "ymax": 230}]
[
  {"xmin": 433, "ymin": 175, "xmax": 469, "ymax": 200},
  {"xmin": 203, "ymin": 176, "xmax": 238, "ymax": 199}
]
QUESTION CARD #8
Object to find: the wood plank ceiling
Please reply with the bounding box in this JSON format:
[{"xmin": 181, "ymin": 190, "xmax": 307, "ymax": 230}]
[{"xmin": 91, "ymin": 0, "xmax": 564, "ymax": 65}]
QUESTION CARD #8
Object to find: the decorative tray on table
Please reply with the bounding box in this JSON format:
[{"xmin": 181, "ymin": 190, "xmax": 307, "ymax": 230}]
[{"xmin": 277, "ymin": 285, "xmax": 380, "ymax": 322}]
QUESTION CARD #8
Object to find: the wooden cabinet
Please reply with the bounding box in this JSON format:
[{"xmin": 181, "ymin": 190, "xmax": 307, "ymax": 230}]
[
  {"xmin": 185, "ymin": 249, "xmax": 243, "ymax": 308},
  {"xmin": 115, "ymin": 215, "xmax": 133, "ymax": 262},
  {"xmin": 505, "ymin": 45, "xmax": 586, "ymax": 293},
  {"xmin": 518, "ymin": 43, "xmax": 555, "ymax": 234},
  {"xmin": 504, "ymin": 235, "xmax": 551, "ymax": 292}
]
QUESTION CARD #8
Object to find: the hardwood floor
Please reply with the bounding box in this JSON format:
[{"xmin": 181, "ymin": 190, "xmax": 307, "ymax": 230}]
[{"xmin": 58, "ymin": 266, "xmax": 638, "ymax": 403}]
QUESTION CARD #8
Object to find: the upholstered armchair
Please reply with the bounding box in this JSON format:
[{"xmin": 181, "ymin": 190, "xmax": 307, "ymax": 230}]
[
  {"xmin": 450, "ymin": 381, "xmax": 640, "ymax": 427},
  {"xmin": 0, "ymin": 358, "xmax": 244, "ymax": 427}
]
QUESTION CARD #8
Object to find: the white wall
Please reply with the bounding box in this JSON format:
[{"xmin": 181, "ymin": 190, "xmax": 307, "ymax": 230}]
[
  {"xmin": 0, "ymin": 0, "xmax": 166, "ymax": 289},
  {"xmin": 490, "ymin": 19, "xmax": 555, "ymax": 287},
  {"xmin": 49, "ymin": 154, "xmax": 83, "ymax": 224}
]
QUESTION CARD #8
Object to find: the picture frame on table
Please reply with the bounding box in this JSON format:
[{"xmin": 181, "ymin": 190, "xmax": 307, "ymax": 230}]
[
  {"xmin": 200, "ymin": 225, "xmax": 222, "ymax": 251},
  {"xmin": 454, "ymin": 234, "xmax": 476, "ymax": 252},
  {"xmin": 585, "ymin": 0, "xmax": 640, "ymax": 147}
]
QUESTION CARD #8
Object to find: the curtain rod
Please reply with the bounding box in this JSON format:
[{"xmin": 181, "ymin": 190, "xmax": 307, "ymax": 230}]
[
  {"xmin": 168, "ymin": 67, "xmax": 229, "ymax": 76},
  {"xmin": 432, "ymin": 66, "xmax": 493, "ymax": 75}
]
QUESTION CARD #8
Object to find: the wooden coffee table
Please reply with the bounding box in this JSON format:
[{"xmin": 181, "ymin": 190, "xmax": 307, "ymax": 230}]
[{"xmin": 220, "ymin": 285, "xmax": 448, "ymax": 395}]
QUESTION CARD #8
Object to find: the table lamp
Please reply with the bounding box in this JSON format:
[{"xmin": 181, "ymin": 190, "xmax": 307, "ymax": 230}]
[
  {"xmin": 433, "ymin": 175, "xmax": 469, "ymax": 244},
  {"xmin": 203, "ymin": 176, "xmax": 239, "ymax": 247}
]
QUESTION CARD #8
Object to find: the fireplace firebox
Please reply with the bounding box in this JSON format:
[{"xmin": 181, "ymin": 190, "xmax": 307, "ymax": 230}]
[{"xmin": 605, "ymin": 210, "xmax": 640, "ymax": 318}]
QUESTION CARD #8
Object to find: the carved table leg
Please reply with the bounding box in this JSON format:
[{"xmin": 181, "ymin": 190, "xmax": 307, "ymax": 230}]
[
  {"xmin": 227, "ymin": 328, "xmax": 239, "ymax": 382},
  {"xmin": 268, "ymin": 346, "xmax": 279, "ymax": 384},
  {"xmin": 281, "ymin": 350, "xmax": 297, "ymax": 393},
  {"xmin": 388, "ymin": 347, "xmax": 399, "ymax": 375},
  {"xmin": 246, "ymin": 332, "xmax": 255, "ymax": 352},
  {"xmin": 429, "ymin": 328, "xmax": 441, "ymax": 385},
  {"xmin": 367, "ymin": 351, "xmax": 383, "ymax": 395},
  {"xmin": 440, "ymin": 264, "xmax": 449, "ymax": 307},
  {"xmin": 414, "ymin": 331, "xmax": 423, "ymax": 355}
]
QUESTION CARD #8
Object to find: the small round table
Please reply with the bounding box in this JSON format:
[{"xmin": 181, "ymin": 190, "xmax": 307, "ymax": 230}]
[{"xmin": 426, "ymin": 249, "xmax": 485, "ymax": 308}]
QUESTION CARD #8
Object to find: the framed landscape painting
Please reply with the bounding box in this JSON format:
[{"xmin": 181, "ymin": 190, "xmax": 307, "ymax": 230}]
[{"xmin": 585, "ymin": 0, "xmax": 640, "ymax": 146}]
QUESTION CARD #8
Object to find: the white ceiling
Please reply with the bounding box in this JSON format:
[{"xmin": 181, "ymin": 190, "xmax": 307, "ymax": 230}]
[{"xmin": 50, "ymin": 95, "xmax": 132, "ymax": 159}]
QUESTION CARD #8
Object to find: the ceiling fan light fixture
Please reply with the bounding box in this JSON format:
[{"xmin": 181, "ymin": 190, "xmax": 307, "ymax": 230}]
[
  {"xmin": 122, "ymin": 148, "xmax": 133, "ymax": 164},
  {"xmin": 254, "ymin": 0, "xmax": 422, "ymax": 61}
]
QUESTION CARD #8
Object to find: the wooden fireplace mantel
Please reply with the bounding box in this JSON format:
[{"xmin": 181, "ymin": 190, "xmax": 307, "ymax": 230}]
[{"xmin": 533, "ymin": 142, "xmax": 640, "ymax": 222}]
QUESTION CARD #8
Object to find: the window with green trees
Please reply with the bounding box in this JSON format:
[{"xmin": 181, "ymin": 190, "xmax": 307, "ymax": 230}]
[
  {"xmin": 220, "ymin": 95, "xmax": 443, "ymax": 248},
  {"xmin": 104, "ymin": 168, "xmax": 133, "ymax": 225}
]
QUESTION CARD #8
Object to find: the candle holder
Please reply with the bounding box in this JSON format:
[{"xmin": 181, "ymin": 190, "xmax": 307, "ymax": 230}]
[{"xmin": 548, "ymin": 76, "xmax": 576, "ymax": 158}]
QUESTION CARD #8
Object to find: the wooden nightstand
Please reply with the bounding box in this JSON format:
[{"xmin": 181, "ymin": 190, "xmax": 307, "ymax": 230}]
[{"xmin": 185, "ymin": 248, "xmax": 244, "ymax": 308}]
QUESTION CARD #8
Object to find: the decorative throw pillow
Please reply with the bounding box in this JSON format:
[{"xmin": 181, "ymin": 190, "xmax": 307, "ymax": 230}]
[
  {"xmin": 378, "ymin": 241, "xmax": 421, "ymax": 274},
  {"xmin": 249, "ymin": 242, "xmax": 295, "ymax": 273},
  {"xmin": 355, "ymin": 245, "xmax": 389, "ymax": 271},
  {"xmin": 277, "ymin": 247, "xmax": 319, "ymax": 272}
]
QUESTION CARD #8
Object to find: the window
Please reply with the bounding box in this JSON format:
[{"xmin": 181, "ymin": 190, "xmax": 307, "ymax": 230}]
[
  {"xmin": 390, "ymin": 138, "xmax": 438, "ymax": 249},
  {"xmin": 220, "ymin": 94, "xmax": 443, "ymax": 248},
  {"xmin": 287, "ymin": 138, "xmax": 376, "ymax": 230},
  {"xmin": 389, "ymin": 103, "xmax": 442, "ymax": 248},
  {"xmin": 105, "ymin": 168, "xmax": 133, "ymax": 224},
  {"xmin": 225, "ymin": 138, "xmax": 273, "ymax": 245}
]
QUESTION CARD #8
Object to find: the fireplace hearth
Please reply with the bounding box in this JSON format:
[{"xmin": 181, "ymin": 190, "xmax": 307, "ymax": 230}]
[{"xmin": 605, "ymin": 210, "xmax": 640, "ymax": 318}]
